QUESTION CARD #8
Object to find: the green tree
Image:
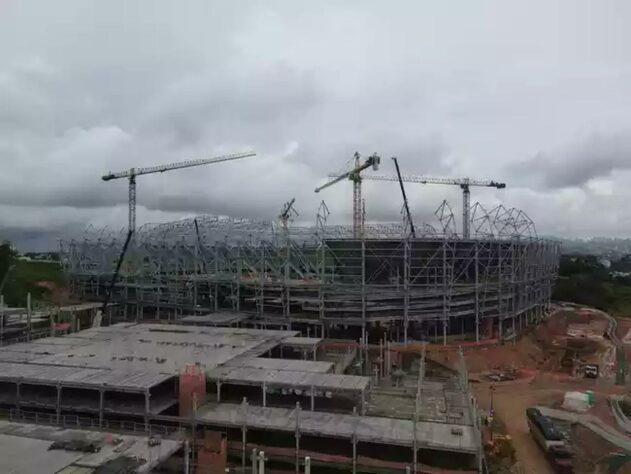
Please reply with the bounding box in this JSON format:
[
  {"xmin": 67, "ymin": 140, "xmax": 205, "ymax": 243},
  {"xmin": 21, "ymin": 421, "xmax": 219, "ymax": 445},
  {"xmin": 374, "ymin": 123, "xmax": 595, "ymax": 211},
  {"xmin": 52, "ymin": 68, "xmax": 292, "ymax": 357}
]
[{"xmin": 0, "ymin": 242, "xmax": 17, "ymax": 289}]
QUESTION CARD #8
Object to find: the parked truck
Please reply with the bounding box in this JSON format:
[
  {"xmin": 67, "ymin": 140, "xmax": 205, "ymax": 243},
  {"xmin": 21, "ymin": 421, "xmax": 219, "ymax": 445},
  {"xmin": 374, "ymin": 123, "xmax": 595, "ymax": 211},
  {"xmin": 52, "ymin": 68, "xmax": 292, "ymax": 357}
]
[{"xmin": 526, "ymin": 407, "xmax": 574, "ymax": 473}]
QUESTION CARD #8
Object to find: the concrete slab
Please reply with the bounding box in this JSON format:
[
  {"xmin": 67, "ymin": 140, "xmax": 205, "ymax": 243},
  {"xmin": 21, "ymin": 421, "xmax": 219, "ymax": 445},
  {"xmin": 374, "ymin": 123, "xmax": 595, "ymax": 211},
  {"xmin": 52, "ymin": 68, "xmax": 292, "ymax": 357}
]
[
  {"xmin": 179, "ymin": 311, "xmax": 251, "ymax": 326},
  {"xmin": 0, "ymin": 324, "xmax": 299, "ymax": 375},
  {"xmin": 197, "ymin": 402, "xmax": 478, "ymax": 453},
  {"xmin": 207, "ymin": 366, "xmax": 370, "ymax": 392},
  {"xmin": 0, "ymin": 434, "xmax": 82, "ymax": 474},
  {"xmin": 0, "ymin": 420, "xmax": 181, "ymax": 474},
  {"xmin": 225, "ymin": 357, "xmax": 334, "ymax": 373}
]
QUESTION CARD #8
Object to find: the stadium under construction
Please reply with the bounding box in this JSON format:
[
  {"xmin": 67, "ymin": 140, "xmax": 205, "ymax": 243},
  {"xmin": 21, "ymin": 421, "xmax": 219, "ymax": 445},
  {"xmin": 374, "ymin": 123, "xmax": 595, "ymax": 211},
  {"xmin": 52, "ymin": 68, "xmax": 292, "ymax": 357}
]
[
  {"xmin": 60, "ymin": 200, "xmax": 560, "ymax": 345},
  {"xmin": 0, "ymin": 193, "xmax": 561, "ymax": 472}
]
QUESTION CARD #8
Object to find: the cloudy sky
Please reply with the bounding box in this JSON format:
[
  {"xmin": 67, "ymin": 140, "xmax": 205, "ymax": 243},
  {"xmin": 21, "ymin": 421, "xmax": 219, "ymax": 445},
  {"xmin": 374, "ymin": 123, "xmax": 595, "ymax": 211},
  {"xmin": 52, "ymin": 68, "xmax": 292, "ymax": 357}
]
[{"xmin": 1, "ymin": 0, "xmax": 631, "ymax": 249}]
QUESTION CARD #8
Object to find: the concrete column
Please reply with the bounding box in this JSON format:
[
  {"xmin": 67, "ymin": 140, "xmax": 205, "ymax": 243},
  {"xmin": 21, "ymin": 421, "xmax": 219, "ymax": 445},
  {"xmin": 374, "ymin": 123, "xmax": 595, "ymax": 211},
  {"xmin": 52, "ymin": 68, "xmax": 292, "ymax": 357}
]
[
  {"xmin": 352, "ymin": 437, "xmax": 357, "ymax": 474},
  {"xmin": 304, "ymin": 456, "xmax": 311, "ymax": 474},
  {"xmin": 262, "ymin": 382, "xmax": 267, "ymax": 407},
  {"xmin": 242, "ymin": 397, "xmax": 248, "ymax": 471},
  {"xmin": 295, "ymin": 431, "xmax": 300, "ymax": 474},
  {"xmin": 295, "ymin": 402, "xmax": 301, "ymax": 474},
  {"xmin": 185, "ymin": 440, "xmax": 190, "ymax": 474},
  {"xmin": 216, "ymin": 382, "xmax": 222, "ymax": 402},
  {"xmin": 310, "ymin": 385, "xmax": 315, "ymax": 411},
  {"xmin": 251, "ymin": 448, "xmax": 258, "ymax": 474},
  {"xmin": 361, "ymin": 388, "xmax": 366, "ymax": 415},
  {"xmin": 258, "ymin": 451, "xmax": 265, "ymax": 474},
  {"xmin": 379, "ymin": 339, "xmax": 384, "ymax": 378},
  {"xmin": 413, "ymin": 446, "xmax": 417, "ymax": 474},
  {"xmin": 15, "ymin": 382, "xmax": 21, "ymax": 415},
  {"xmin": 26, "ymin": 293, "xmax": 32, "ymax": 342},
  {"xmin": 99, "ymin": 389, "xmax": 105, "ymax": 428},
  {"xmin": 56, "ymin": 384, "xmax": 62, "ymax": 424},
  {"xmin": 144, "ymin": 390, "xmax": 150, "ymax": 431}
]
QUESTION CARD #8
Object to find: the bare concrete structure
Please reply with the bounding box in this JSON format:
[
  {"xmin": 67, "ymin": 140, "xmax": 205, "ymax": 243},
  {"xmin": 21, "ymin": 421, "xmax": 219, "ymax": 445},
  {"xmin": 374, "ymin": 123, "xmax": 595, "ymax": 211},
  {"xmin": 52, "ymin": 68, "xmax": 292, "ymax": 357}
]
[
  {"xmin": 0, "ymin": 419, "xmax": 182, "ymax": 473},
  {"xmin": 0, "ymin": 323, "xmax": 483, "ymax": 472}
]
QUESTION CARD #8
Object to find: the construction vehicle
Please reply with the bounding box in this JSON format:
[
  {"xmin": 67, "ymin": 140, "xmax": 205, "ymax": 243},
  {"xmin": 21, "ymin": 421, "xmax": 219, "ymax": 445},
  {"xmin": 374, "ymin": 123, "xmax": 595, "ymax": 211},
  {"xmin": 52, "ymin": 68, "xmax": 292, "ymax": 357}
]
[
  {"xmin": 526, "ymin": 407, "xmax": 574, "ymax": 473},
  {"xmin": 315, "ymin": 152, "xmax": 380, "ymax": 238},
  {"xmin": 391, "ymin": 157, "xmax": 416, "ymax": 238},
  {"xmin": 583, "ymin": 363, "xmax": 599, "ymax": 379}
]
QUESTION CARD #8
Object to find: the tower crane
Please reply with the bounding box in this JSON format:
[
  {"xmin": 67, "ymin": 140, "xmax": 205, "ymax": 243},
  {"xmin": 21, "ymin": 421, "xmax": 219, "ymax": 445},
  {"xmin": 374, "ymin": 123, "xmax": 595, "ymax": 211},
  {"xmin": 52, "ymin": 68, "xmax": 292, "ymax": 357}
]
[
  {"xmin": 329, "ymin": 172, "xmax": 506, "ymax": 238},
  {"xmin": 315, "ymin": 152, "xmax": 380, "ymax": 238},
  {"xmin": 102, "ymin": 151, "xmax": 256, "ymax": 234},
  {"xmin": 278, "ymin": 198, "xmax": 298, "ymax": 233}
]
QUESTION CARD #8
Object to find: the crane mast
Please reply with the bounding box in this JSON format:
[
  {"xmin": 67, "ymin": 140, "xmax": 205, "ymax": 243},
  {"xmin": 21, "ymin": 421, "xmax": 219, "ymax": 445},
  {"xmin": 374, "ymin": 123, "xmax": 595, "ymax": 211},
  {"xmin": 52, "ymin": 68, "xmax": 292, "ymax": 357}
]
[
  {"xmin": 102, "ymin": 151, "xmax": 256, "ymax": 234},
  {"xmin": 315, "ymin": 152, "xmax": 380, "ymax": 238},
  {"xmin": 340, "ymin": 174, "xmax": 506, "ymax": 239}
]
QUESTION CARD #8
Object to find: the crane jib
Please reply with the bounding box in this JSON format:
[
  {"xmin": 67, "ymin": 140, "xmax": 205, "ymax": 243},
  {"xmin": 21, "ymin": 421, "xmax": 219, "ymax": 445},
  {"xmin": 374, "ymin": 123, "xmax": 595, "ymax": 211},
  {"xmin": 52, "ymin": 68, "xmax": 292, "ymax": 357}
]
[{"xmin": 101, "ymin": 151, "xmax": 255, "ymax": 181}]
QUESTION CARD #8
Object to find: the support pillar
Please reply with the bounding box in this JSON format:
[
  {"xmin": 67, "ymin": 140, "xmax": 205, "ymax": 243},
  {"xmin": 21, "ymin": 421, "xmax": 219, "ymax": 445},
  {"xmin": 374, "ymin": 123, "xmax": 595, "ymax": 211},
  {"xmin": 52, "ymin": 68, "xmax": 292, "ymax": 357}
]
[
  {"xmin": 26, "ymin": 293, "xmax": 32, "ymax": 342},
  {"xmin": 352, "ymin": 406, "xmax": 358, "ymax": 474},
  {"xmin": 352, "ymin": 437, "xmax": 357, "ymax": 474},
  {"xmin": 305, "ymin": 456, "xmax": 311, "ymax": 474},
  {"xmin": 216, "ymin": 381, "xmax": 222, "ymax": 402},
  {"xmin": 295, "ymin": 402, "xmax": 301, "ymax": 474},
  {"xmin": 144, "ymin": 390, "xmax": 150, "ymax": 432},
  {"xmin": 258, "ymin": 450, "xmax": 265, "ymax": 474},
  {"xmin": 56, "ymin": 384, "xmax": 62, "ymax": 424},
  {"xmin": 15, "ymin": 382, "xmax": 21, "ymax": 416},
  {"xmin": 99, "ymin": 388, "xmax": 105, "ymax": 428},
  {"xmin": 310, "ymin": 385, "xmax": 315, "ymax": 411},
  {"xmin": 185, "ymin": 440, "xmax": 190, "ymax": 474},
  {"xmin": 241, "ymin": 397, "xmax": 248, "ymax": 471},
  {"xmin": 262, "ymin": 381, "xmax": 267, "ymax": 407},
  {"xmin": 251, "ymin": 448, "xmax": 258, "ymax": 474},
  {"xmin": 361, "ymin": 388, "xmax": 366, "ymax": 415}
]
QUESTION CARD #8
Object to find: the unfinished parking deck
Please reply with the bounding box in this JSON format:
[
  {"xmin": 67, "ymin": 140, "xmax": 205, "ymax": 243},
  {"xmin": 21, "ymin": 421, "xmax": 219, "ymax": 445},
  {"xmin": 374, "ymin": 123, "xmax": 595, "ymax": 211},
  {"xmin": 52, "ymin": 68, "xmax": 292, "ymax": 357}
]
[
  {"xmin": 0, "ymin": 419, "xmax": 181, "ymax": 473},
  {"xmin": 198, "ymin": 402, "xmax": 478, "ymax": 452},
  {"xmin": 0, "ymin": 323, "xmax": 300, "ymax": 375}
]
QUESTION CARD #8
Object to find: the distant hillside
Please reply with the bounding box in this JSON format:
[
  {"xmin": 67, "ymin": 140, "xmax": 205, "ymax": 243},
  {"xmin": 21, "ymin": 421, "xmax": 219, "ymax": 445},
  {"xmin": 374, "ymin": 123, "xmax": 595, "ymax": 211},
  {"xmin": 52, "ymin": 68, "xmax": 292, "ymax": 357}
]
[
  {"xmin": 0, "ymin": 242, "xmax": 66, "ymax": 307},
  {"xmin": 553, "ymin": 254, "xmax": 631, "ymax": 316}
]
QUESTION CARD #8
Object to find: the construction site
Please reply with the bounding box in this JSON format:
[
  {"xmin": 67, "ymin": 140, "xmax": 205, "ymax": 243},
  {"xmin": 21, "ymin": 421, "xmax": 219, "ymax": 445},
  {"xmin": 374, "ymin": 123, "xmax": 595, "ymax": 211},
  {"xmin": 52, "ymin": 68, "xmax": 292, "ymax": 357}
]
[{"xmin": 0, "ymin": 152, "xmax": 563, "ymax": 473}]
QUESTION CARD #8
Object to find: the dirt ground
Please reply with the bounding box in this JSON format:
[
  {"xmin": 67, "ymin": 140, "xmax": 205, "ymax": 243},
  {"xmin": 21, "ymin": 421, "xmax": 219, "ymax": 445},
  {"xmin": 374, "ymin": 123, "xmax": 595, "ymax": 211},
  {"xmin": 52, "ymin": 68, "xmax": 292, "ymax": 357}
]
[
  {"xmin": 473, "ymin": 381, "xmax": 560, "ymax": 474},
  {"xmin": 35, "ymin": 280, "xmax": 75, "ymax": 305},
  {"xmin": 430, "ymin": 309, "xmax": 616, "ymax": 378},
  {"xmin": 465, "ymin": 308, "xmax": 628, "ymax": 474}
]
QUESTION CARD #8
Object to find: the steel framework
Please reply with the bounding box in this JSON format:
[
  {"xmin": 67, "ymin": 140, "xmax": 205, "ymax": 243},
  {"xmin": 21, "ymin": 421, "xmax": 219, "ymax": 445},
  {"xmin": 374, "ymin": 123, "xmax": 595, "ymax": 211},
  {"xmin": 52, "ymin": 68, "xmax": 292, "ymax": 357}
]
[{"xmin": 60, "ymin": 200, "xmax": 560, "ymax": 344}]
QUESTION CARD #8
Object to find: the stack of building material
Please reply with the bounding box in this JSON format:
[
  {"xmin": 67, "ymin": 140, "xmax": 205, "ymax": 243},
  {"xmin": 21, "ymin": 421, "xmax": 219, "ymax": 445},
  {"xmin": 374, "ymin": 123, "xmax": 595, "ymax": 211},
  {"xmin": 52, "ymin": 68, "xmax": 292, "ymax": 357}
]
[{"xmin": 562, "ymin": 391, "xmax": 590, "ymax": 412}]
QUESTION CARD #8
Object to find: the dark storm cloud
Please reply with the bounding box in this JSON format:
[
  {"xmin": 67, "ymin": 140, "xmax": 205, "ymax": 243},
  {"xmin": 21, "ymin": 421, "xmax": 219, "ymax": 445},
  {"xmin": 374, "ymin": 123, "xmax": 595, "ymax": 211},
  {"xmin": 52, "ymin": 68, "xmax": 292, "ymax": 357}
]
[
  {"xmin": 510, "ymin": 131, "xmax": 631, "ymax": 189},
  {"xmin": 2, "ymin": 0, "xmax": 631, "ymax": 249}
]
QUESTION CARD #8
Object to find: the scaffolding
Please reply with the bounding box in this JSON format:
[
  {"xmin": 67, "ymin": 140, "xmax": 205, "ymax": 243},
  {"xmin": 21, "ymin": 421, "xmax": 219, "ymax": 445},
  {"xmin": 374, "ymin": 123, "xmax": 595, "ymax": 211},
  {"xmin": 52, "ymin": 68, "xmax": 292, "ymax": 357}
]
[{"xmin": 60, "ymin": 201, "xmax": 560, "ymax": 344}]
